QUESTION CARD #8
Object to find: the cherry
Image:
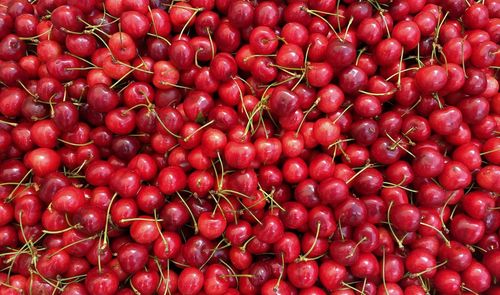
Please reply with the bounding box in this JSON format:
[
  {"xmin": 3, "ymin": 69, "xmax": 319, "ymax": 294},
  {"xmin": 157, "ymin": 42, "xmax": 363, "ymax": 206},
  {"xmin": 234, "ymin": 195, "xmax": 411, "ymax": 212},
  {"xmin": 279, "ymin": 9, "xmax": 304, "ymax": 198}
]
[
  {"xmin": 352, "ymin": 167, "xmax": 384, "ymax": 195},
  {"xmin": 462, "ymin": 68, "xmax": 488, "ymax": 96},
  {"xmin": 24, "ymin": 147, "xmax": 61, "ymax": 177},
  {"xmin": 282, "ymin": 157, "xmax": 308, "ymax": 184},
  {"xmin": 405, "ymin": 248, "xmax": 437, "ymax": 278},
  {"xmin": 73, "ymin": 205, "xmax": 106, "ymax": 235},
  {"xmin": 416, "ymin": 66, "xmax": 448, "ymax": 96},
  {"xmin": 392, "ymin": 20, "xmax": 421, "ymax": 50},
  {"xmin": 434, "ymin": 269, "xmax": 462, "ymax": 294},
  {"xmin": 461, "ymin": 191, "xmax": 495, "ymax": 220},
  {"xmin": 52, "ymin": 186, "xmax": 86, "ymax": 214},
  {"xmin": 471, "ymin": 40, "xmax": 498, "ymax": 69},
  {"xmin": 182, "ymin": 235, "xmax": 214, "ymax": 267},
  {"xmin": 450, "ymin": 214, "xmax": 486, "ymax": 245},
  {"xmin": 335, "ymin": 197, "xmax": 368, "ymax": 227},
  {"xmin": 317, "ymin": 260, "xmax": 347, "ymax": 291},
  {"xmin": 462, "ymin": 261, "xmax": 492, "ymax": 293},
  {"xmin": 178, "ymin": 267, "xmax": 204, "ymax": 295},
  {"xmin": 351, "ymin": 252, "xmax": 380, "ymax": 279},
  {"xmin": 198, "ymin": 211, "xmax": 227, "ymax": 240},
  {"xmin": 483, "ymin": 249, "xmax": 500, "ymax": 280},
  {"xmin": 438, "ymin": 161, "xmax": 472, "ymax": 190},
  {"xmin": 287, "ymin": 260, "xmax": 318, "ymax": 289},
  {"xmin": 116, "ymin": 242, "xmax": 149, "ymax": 274},
  {"xmin": 85, "ymin": 267, "xmax": 119, "ymax": 295},
  {"xmin": 12, "ymin": 194, "xmax": 42, "ymax": 228},
  {"xmin": 214, "ymin": 21, "xmax": 241, "ymax": 53},
  {"xmin": 412, "ymin": 147, "xmax": 444, "ymax": 178},
  {"xmin": 389, "ymin": 203, "xmax": 421, "ymax": 233},
  {"xmin": 429, "ymin": 106, "xmax": 462, "ymax": 136},
  {"xmin": 131, "ymin": 269, "xmax": 160, "ymax": 295}
]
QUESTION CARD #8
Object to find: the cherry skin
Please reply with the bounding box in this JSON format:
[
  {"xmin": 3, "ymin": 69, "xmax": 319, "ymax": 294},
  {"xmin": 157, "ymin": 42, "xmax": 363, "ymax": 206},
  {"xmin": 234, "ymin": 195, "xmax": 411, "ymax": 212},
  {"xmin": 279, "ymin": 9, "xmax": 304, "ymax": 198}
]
[
  {"xmin": 253, "ymin": 214, "xmax": 285, "ymax": 244},
  {"xmin": 438, "ymin": 161, "xmax": 472, "ymax": 190},
  {"xmin": 350, "ymin": 252, "xmax": 380, "ymax": 279},
  {"xmin": 52, "ymin": 186, "xmax": 86, "ymax": 214},
  {"xmin": 287, "ymin": 260, "xmax": 319, "ymax": 289},
  {"xmin": 461, "ymin": 261, "xmax": 492, "ymax": 293},
  {"xmin": 326, "ymin": 39, "xmax": 356, "ymax": 68},
  {"xmin": 24, "ymin": 147, "xmax": 61, "ymax": 177},
  {"xmin": 415, "ymin": 65, "xmax": 448, "ymax": 94},
  {"xmin": 434, "ymin": 269, "xmax": 462, "ymax": 294},
  {"xmin": 450, "ymin": 214, "xmax": 486, "ymax": 245},
  {"xmin": 198, "ymin": 212, "xmax": 227, "ymax": 240},
  {"xmin": 405, "ymin": 248, "xmax": 437, "ymax": 278},
  {"xmin": 85, "ymin": 267, "xmax": 119, "ymax": 295},
  {"xmin": 117, "ymin": 243, "xmax": 149, "ymax": 274},
  {"xmin": 178, "ymin": 267, "xmax": 204, "ymax": 295},
  {"xmin": 412, "ymin": 147, "xmax": 444, "ymax": 178}
]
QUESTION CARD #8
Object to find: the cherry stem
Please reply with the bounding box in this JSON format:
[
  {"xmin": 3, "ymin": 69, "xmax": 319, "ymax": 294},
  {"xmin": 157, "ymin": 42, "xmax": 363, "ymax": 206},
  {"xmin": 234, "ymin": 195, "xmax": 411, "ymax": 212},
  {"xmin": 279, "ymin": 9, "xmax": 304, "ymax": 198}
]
[
  {"xmin": 433, "ymin": 11, "xmax": 449, "ymax": 45},
  {"xmin": 409, "ymin": 260, "xmax": 447, "ymax": 278},
  {"xmin": 57, "ymin": 138, "xmax": 94, "ymax": 147},
  {"xmin": 178, "ymin": 8, "xmax": 203, "ymax": 40},
  {"xmin": 462, "ymin": 285, "xmax": 479, "ymax": 295},
  {"xmin": 338, "ymin": 219, "xmax": 345, "ymax": 241},
  {"xmin": 382, "ymin": 178, "xmax": 418, "ymax": 193},
  {"xmin": 468, "ymin": 244, "xmax": 487, "ymax": 253},
  {"xmin": 235, "ymin": 198, "xmax": 263, "ymax": 225},
  {"xmin": 386, "ymin": 132, "xmax": 416, "ymax": 158},
  {"xmin": 358, "ymin": 89, "xmax": 396, "ymax": 96},
  {"xmin": 48, "ymin": 234, "xmax": 97, "ymax": 258},
  {"xmin": 0, "ymin": 119, "xmax": 18, "ymax": 127},
  {"xmin": 146, "ymin": 32, "xmax": 171, "ymax": 45},
  {"xmin": 341, "ymin": 282, "xmax": 364, "ymax": 294},
  {"xmin": 101, "ymin": 192, "xmax": 118, "ymax": 249},
  {"xmin": 218, "ymin": 193, "xmax": 240, "ymax": 223},
  {"xmin": 42, "ymin": 224, "xmax": 81, "ymax": 235},
  {"xmin": 332, "ymin": 104, "xmax": 353, "ymax": 124},
  {"xmin": 239, "ymin": 236, "xmax": 255, "ymax": 253},
  {"xmin": 329, "ymin": 138, "xmax": 355, "ymax": 159},
  {"xmin": 295, "ymin": 98, "xmax": 320, "ymax": 135},
  {"xmin": 382, "ymin": 249, "xmax": 389, "ymax": 295},
  {"xmin": 200, "ymin": 238, "xmax": 228, "ymax": 270},
  {"xmin": 293, "ymin": 43, "xmax": 311, "ymax": 90},
  {"xmin": 346, "ymin": 162, "xmax": 373, "ymax": 184},
  {"xmin": 273, "ymin": 252, "xmax": 285, "ymax": 292},
  {"xmin": 218, "ymin": 189, "xmax": 252, "ymax": 200},
  {"xmin": 301, "ymin": 222, "xmax": 321, "ymax": 260},
  {"xmin": 260, "ymin": 187, "xmax": 284, "ymax": 212},
  {"xmin": 206, "ymin": 28, "xmax": 215, "ymax": 60},
  {"xmin": 385, "ymin": 67, "xmax": 419, "ymax": 81},
  {"xmin": 221, "ymin": 274, "xmax": 254, "ymax": 278},
  {"xmin": 243, "ymin": 54, "xmax": 277, "ymax": 63},
  {"xmin": 153, "ymin": 209, "xmax": 169, "ymax": 253},
  {"xmin": 30, "ymin": 269, "xmax": 64, "ymax": 291},
  {"xmin": 153, "ymin": 110, "xmax": 182, "ymax": 138},
  {"xmin": 120, "ymin": 217, "xmax": 163, "ymax": 223},
  {"xmin": 419, "ymin": 222, "xmax": 450, "ymax": 247},
  {"xmin": 0, "ymin": 281, "xmax": 23, "ymax": 292},
  {"xmin": 480, "ymin": 147, "xmax": 500, "ymax": 156},
  {"xmin": 347, "ymin": 237, "xmax": 367, "ymax": 258},
  {"xmin": 5, "ymin": 169, "xmax": 32, "ymax": 202},
  {"xmin": 153, "ymin": 257, "xmax": 171, "ymax": 295},
  {"xmin": 386, "ymin": 201, "xmax": 405, "ymax": 249},
  {"xmin": 304, "ymin": 8, "xmax": 341, "ymax": 41},
  {"xmin": 17, "ymin": 81, "xmax": 38, "ymax": 99},
  {"xmin": 175, "ymin": 192, "xmax": 199, "ymax": 234},
  {"xmin": 184, "ymin": 120, "xmax": 214, "ymax": 142}
]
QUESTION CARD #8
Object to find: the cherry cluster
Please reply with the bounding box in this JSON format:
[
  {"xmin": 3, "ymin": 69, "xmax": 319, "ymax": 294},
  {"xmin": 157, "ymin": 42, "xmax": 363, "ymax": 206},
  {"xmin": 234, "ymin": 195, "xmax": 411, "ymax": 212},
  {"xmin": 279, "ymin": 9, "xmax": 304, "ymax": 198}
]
[{"xmin": 0, "ymin": 0, "xmax": 499, "ymax": 294}]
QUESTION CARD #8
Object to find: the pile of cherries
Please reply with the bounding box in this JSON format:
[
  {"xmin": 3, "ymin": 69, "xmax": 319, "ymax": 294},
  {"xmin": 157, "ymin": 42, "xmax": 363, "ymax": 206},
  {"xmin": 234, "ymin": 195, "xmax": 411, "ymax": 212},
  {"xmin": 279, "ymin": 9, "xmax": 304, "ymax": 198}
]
[{"xmin": 0, "ymin": 0, "xmax": 499, "ymax": 294}]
